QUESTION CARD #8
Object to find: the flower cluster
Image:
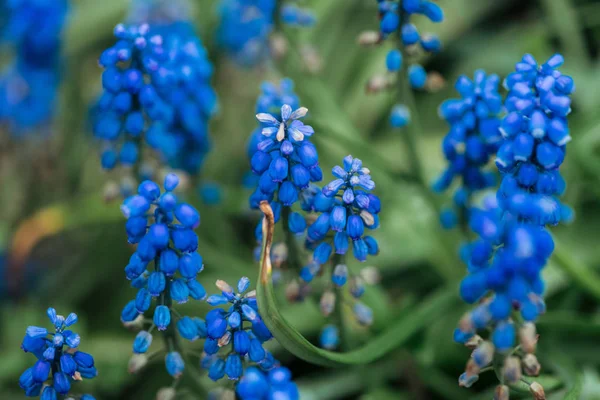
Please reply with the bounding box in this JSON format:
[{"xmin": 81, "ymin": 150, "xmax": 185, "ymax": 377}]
[
  {"xmin": 20, "ymin": 308, "xmax": 96, "ymax": 399},
  {"xmin": 0, "ymin": 0, "xmax": 68, "ymax": 135},
  {"xmin": 119, "ymin": 173, "xmax": 207, "ymax": 377},
  {"xmin": 216, "ymin": 0, "xmax": 315, "ymax": 66},
  {"xmin": 433, "ymin": 70, "xmax": 503, "ymax": 228},
  {"xmin": 249, "ymin": 104, "xmax": 321, "ymax": 211},
  {"xmin": 454, "ymin": 54, "xmax": 574, "ymax": 391},
  {"xmin": 201, "ymin": 278, "xmax": 299, "ymax": 399},
  {"xmin": 94, "ymin": 14, "xmax": 217, "ymax": 174},
  {"xmin": 308, "ymin": 155, "xmax": 381, "ymax": 265}
]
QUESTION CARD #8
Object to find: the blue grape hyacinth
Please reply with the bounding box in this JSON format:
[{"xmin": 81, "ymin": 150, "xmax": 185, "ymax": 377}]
[
  {"xmin": 433, "ymin": 70, "xmax": 503, "ymax": 228},
  {"xmin": 454, "ymin": 54, "xmax": 574, "ymax": 388},
  {"xmin": 120, "ymin": 173, "xmax": 207, "ymax": 377},
  {"xmin": 0, "ymin": 0, "xmax": 68, "ymax": 135},
  {"xmin": 307, "ymin": 155, "xmax": 381, "ymax": 265},
  {"xmin": 249, "ymin": 104, "xmax": 322, "ymax": 211},
  {"xmin": 94, "ymin": 16, "xmax": 217, "ymax": 173},
  {"xmin": 201, "ymin": 277, "xmax": 298, "ymax": 399},
  {"xmin": 20, "ymin": 308, "xmax": 96, "ymax": 399}
]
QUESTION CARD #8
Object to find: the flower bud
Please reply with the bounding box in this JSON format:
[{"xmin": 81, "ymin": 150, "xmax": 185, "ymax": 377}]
[
  {"xmin": 503, "ymin": 356, "xmax": 522, "ymax": 384},
  {"xmin": 366, "ymin": 75, "xmax": 393, "ymax": 94},
  {"xmin": 218, "ymin": 331, "xmax": 232, "ymax": 347},
  {"xmin": 519, "ymin": 322, "xmax": 538, "ymax": 353},
  {"xmin": 359, "ymin": 266, "xmax": 380, "ymax": 284},
  {"xmin": 522, "ymin": 354, "xmax": 541, "ymax": 376},
  {"xmin": 215, "ymin": 280, "xmax": 233, "ymax": 293},
  {"xmin": 123, "ymin": 314, "xmax": 145, "ymax": 331},
  {"xmin": 465, "ymin": 359, "xmax": 480, "ymax": 377},
  {"xmin": 156, "ymin": 387, "xmax": 176, "ymax": 400},
  {"xmin": 357, "ymin": 30, "xmax": 381, "ymax": 46},
  {"xmin": 301, "ymin": 45, "xmax": 322, "ymax": 74},
  {"xmin": 320, "ymin": 291, "xmax": 336, "ymax": 316},
  {"xmin": 458, "ymin": 372, "xmax": 479, "ymax": 388},
  {"xmin": 271, "ymin": 243, "xmax": 288, "ymax": 267},
  {"xmin": 465, "ymin": 334, "xmax": 483, "ymax": 350},
  {"xmin": 494, "ymin": 385, "xmax": 509, "ymax": 400},
  {"xmin": 360, "ymin": 210, "xmax": 375, "ymax": 226},
  {"xmin": 128, "ymin": 354, "xmax": 148, "ymax": 374},
  {"xmin": 425, "ymin": 71, "xmax": 446, "ymax": 92},
  {"xmin": 472, "ymin": 341, "xmax": 494, "ymax": 368},
  {"xmin": 530, "ymin": 382, "xmax": 546, "ymax": 400},
  {"xmin": 270, "ymin": 33, "xmax": 288, "ymax": 59},
  {"xmin": 103, "ymin": 181, "xmax": 120, "ymax": 203},
  {"xmin": 285, "ymin": 280, "xmax": 301, "ymax": 302}
]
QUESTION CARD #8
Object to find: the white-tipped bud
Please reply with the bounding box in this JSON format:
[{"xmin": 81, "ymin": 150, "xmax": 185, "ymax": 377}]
[
  {"xmin": 123, "ymin": 314, "xmax": 145, "ymax": 331},
  {"xmin": 357, "ymin": 30, "xmax": 382, "ymax": 46},
  {"xmin": 522, "ymin": 354, "xmax": 541, "ymax": 376},
  {"xmin": 270, "ymin": 33, "xmax": 288, "ymax": 59},
  {"xmin": 216, "ymin": 280, "xmax": 233, "ymax": 293},
  {"xmin": 301, "ymin": 45, "xmax": 322, "ymax": 74},
  {"xmin": 458, "ymin": 372, "xmax": 479, "ymax": 388},
  {"xmin": 359, "ymin": 210, "xmax": 375, "ymax": 226},
  {"xmin": 530, "ymin": 382, "xmax": 546, "ymax": 400},
  {"xmin": 320, "ymin": 291, "xmax": 336, "ymax": 316},
  {"xmin": 471, "ymin": 341, "xmax": 494, "ymax": 368},
  {"xmin": 465, "ymin": 334, "xmax": 483, "ymax": 350},
  {"xmin": 503, "ymin": 356, "xmax": 522, "ymax": 384},
  {"xmin": 156, "ymin": 387, "xmax": 176, "ymax": 400},
  {"xmin": 128, "ymin": 354, "xmax": 148, "ymax": 374},
  {"xmin": 285, "ymin": 280, "xmax": 301, "ymax": 302},
  {"xmin": 271, "ymin": 242, "xmax": 288, "ymax": 267},
  {"xmin": 244, "ymin": 290, "xmax": 256, "ymax": 299},
  {"xmin": 425, "ymin": 71, "xmax": 446, "ymax": 92},
  {"xmin": 519, "ymin": 322, "xmax": 538, "ymax": 354},
  {"xmin": 103, "ymin": 181, "xmax": 120, "ymax": 203},
  {"xmin": 494, "ymin": 384, "xmax": 510, "ymax": 400},
  {"xmin": 359, "ymin": 266, "xmax": 380, "ymax": 284},
  {"xmin": 218, "ymin": 331, "xmax": 232, "ymax": 347}
]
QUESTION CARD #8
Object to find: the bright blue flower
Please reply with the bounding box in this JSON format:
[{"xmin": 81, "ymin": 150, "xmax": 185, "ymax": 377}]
[
  {"xmin": 319, "ymin": 324, "xmax": 339, "ymax": 350},
  {"xmin": 0, "ymin": 0, "xmax": 68, "ymax": 135},
  {"xmin": 19, "ymin": 308, "xmax": 96, "ymax": 398},
  {"xmin": 237, "ymin": 367, "xmax": 300, "ymax": 400},
  {"xmin": 386, "ymin": 49, "xmax": 403, "ymax": 72},
  {"xmin": 455, "ymin": 55, "xmax": 574, "ymax": 381},
  {"xmin": 390, "ymin": 104, "xmax": 410, "ymax": 128},
  {"xmin": 93, "ymin": 11, "xmax": 217, "ymax": 173},
  {"xmin": 165, "ymin": 351, "xmax": 185, "ymax": 378},
  {"xmin": 433, "ymin": 70, "xmax": 502, "ymax": 222}
]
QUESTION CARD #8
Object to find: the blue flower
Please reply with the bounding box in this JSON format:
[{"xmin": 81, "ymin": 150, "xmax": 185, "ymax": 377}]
[
  {"xmin": 0, "ymin": 0, "xmax": 68, "ymax": 135},
  {"xmin": 120, "ymin": 173, "xmax": 206, "ymax": 374},
  {"xmin": 310, "ymin": 155, "xmax": 381, "ymax": 263},
  {"xmin": 93, "ymin": 12, "xmax": 217, "ymax": 173},
  {"xmin": 236, "ymin": 367, "xmax": 299, "ymax": 400},
  {"xmin": 20, "ymin": 308, "xmax": 96, "ymax": 398},
  {"xmin": 434, "ymin": 70, "xmax": 503, "ymax": 222},
  {"xmin": 201, "ymin": 277, "xmax": 295, "ymax": 386},
  {"xmin": 454, "ymin": 54, "xmax": 575, "ymax": 385}
]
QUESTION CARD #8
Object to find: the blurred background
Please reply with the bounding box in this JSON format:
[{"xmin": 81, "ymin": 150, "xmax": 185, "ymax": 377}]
[{"xmin": 2, "ymin": 0, "xmax": 600, "ymax": 398}]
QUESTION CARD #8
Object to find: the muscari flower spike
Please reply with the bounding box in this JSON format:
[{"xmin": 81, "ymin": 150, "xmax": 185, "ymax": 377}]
[
  {"xmin": 201, "ymin": 277, "xmax": 298, "ymax": 399},
  {"xmin": 433, "ymin": 70, "xmax": 503, "ymax": 228},
  {"xmin": 120, "ymin": 173, "xmax": 207, "ymax": 377},
  {"xmin": 94, "ymin": 11, "xmax": 217, "ymax": 174},
  {"xmin": 249, "ymin": 103, "xmax": 322, "ymax": 213},
  {"xmin": 0, "ymin": 0, "xmax": 68, "ymax": 135},
  {"xmin": 20, "ymin": 308, "xmax": 96, "ymax": 399},
  {"xmin": 454, "ymin": 54, "xmax": 575, "ymax": 391}
]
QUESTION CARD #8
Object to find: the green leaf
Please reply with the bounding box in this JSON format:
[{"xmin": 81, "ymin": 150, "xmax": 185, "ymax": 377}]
[
  {"xmin": 256, "ymin": 201, "xmax": 458, "ymax": 367},
  {"xmin": 553, "ymin": 237, "xmax": 600, "ymax": 300}
]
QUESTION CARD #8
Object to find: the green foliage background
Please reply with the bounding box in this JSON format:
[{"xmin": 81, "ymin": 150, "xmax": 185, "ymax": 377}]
[{"xmin": 1, "ymin": 0, "xmax": 600, "ymax": 398}]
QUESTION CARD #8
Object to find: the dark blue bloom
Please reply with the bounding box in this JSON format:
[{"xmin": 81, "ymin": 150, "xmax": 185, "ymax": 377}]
[
  {"xmin": 19, "ymin": 308, "xmax": 96, "ymax": 398},
  {"xmin": 0, "ymin": 0, "xmax": 68, "ymax": 135},
  {"xmin": 165, "ymin": 351, "xmax": 185, "ymax": 378},
  {"xmin": 454, "ymin": 54, "xmax": 575, "ymax": 384},
  {"xmin": 93, "ymin": 10, "xmax": 217, "ymax": 173},
  {"xmin": 434, "ymin": 70, "xmax": 503, "ymax": 223}
]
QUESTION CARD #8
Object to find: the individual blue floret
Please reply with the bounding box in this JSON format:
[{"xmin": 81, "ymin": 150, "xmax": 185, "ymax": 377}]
[{"xmin": 20, "ymin": 308, "xmax": 97, "ymax": 399}]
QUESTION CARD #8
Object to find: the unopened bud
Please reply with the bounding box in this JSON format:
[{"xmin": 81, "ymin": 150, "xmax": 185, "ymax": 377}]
[
  {"xmin": 270, "ymin": 33, "xmax": 288, "ymax": 59},
  {"xmin": 353, "ymin": 302, "xmax": 373, "ymax": 326},
  {"xmin": 465, "ymin": 334, "xmax": 483, "ymax": 350},
  {"xmin": 218, "ymin": 331, "xmax": 232, "ymax": 347},
  {"xmin": 360, "ymin": 210, "xmax": 375, "ymax": 226},
  {"xmin": 285, "ymin": 280, "xmax": 301, "ymax": 302},
  {"xmin": 349, "ymin": 276, "xmax": 366, "ymax": 298},
  {"xmin": 271, "ymin": 242, "xmax": 288, "ymax": 267},
  {"xmin": 123, "ymin": 314, "xmax": 145, "ymax": 331},
  {"xmin": 522, "ymin": 354, "xmax": 541, "ymax": 376},
  {"xmin": 405, "ymin": 44, "xmax": 420, "ymax": 57},
  {"xmin": 494, "ymin": 384, "xmax": 509, "ymax": 400},
  {"xmin": 320, "ymin": 291, "xmax": 336, "ymax": 316},
  {"xmin": 472, "ymin": 341, "xmax": 494, "ymax": 368},
  {"xmin": 120, "ymin": 175, "xmax": 137, "ymax": 198},
  {"xmin": 301, "ymin": 45, "xmax": 322, "ymax": 74},
  {"xmin": 244, "ymin": 290, "xmax": 256, "ymax": 299},
  {"xmin": 458, "ymin": 372, "xmax": 479, "ymax": 388},
  {"xmin": 72, "ymin": 371, "xmax": 82, "ymax": 381},
  {"xmin": 357, "ymin": 30, "xmax": 382, "ymax": 46},
  {"xmin": 359, "ymin": 266, "xmax": 380, "ymax": 284},
  {"xmin": 128, "ymin": 354, "xmax": 148, "ymax": 373},
  {"xmin": 366, "ymin": 75, "xmax": 393, "ymax": 94},
  {"xmin": 103, "ymin": 181, "xmax": 120, "ymax": 203},
  {"xmin": 156, "ymin": 387, "xmax": 176, "ymax": 400},
  {"xmin": 519, "ymin": 322, "xmax": 538, "ymax": 353},
  {"xmin": 465, "ymin": 359, "xmax": 480, "ymax": 377},
  {"xmin": 425, "ymin": 71, "xmax": 446, "ymax": 92},
  {"xmin": 530, "ymin": 382, "xmax": 545, "ymax": 400},
  {"xmin": 216, "ymin": 280, "xmax": 233, "ymax": 293},
  {"xmin": 459, "ymin": 312, "xmax": 475, "ymax": 334},
  {"xmin": 503, "ymin": 356, "xmax": 522, "ymax": 384}
]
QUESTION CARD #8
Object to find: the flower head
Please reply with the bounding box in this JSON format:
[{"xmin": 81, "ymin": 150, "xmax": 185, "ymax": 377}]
[{"xmin": 20, "ymin": 308, "xmax": 96, "ymax": 398}]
